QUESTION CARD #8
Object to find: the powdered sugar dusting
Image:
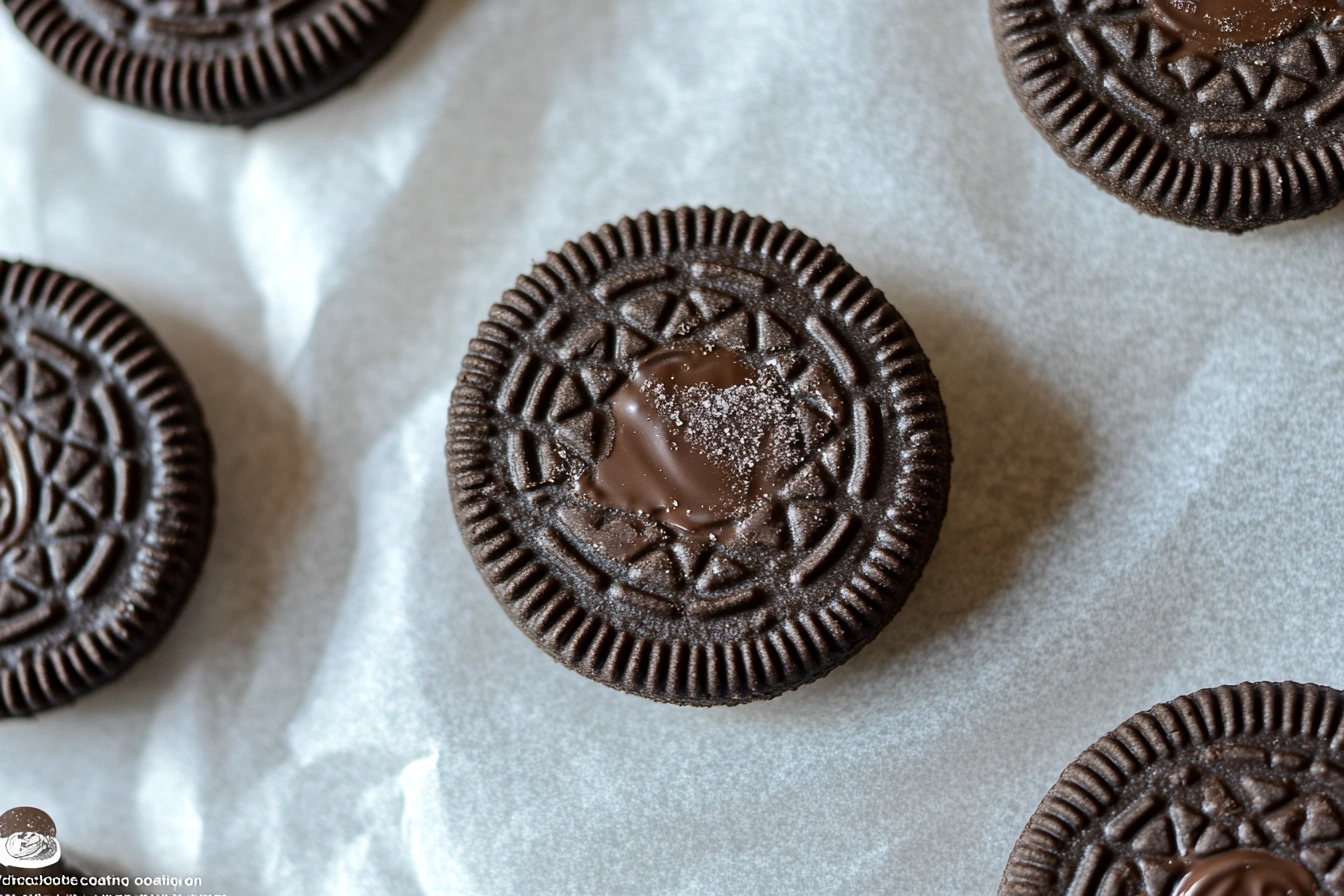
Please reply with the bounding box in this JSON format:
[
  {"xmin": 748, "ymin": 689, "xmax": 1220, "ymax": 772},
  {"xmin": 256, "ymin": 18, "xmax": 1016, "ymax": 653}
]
[
  {"xmin": 579, "ymin": 343, "xmax": 805, "ymax": 538},
  {"xmin": 640, "ymin": 364, "xmax": 798, "ymax": 483}
]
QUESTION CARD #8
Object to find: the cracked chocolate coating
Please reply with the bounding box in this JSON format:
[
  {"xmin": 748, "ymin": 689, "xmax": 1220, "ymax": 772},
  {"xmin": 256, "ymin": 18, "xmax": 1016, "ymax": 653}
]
[{"xmin": 445, "ymin": 207, "xmax": 951, "ymax": 706}]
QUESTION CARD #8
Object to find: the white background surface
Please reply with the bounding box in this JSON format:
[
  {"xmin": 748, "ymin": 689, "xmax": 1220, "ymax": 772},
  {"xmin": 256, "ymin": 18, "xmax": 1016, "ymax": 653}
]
[{"xmin": 1, "ymin": 1, "xmax": 1343, "ymax": 893}]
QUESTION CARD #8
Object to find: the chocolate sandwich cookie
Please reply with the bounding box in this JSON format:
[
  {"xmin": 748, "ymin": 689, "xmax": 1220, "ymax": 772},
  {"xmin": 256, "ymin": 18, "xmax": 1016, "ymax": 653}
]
[
  {"xmin": 446, "ymin": 208, "xmax": 950, "ymax": 705},
  {"xmin": 0, "ymin": 262, "xmax": 213, "ymax": 717},
  {"xmin": 1000, "ymin": 681, "xmax": 1344, "ymax": 895},
  {"xmin": 991, "ymin": 0, "xmax": 1344, "ymax": 231},
  {"xmin": 3, "ymin": 0, "xmax": 423, "ymax": 125}
]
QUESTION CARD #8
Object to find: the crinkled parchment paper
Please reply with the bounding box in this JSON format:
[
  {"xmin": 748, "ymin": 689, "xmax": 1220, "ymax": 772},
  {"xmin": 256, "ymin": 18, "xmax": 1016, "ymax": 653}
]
[{"xmin": 1, "ymin": 1, "xmax": 1343, "ymax": 893}]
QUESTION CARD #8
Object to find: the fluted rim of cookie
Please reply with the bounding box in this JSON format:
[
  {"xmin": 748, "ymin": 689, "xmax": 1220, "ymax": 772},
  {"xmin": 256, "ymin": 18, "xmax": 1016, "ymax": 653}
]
[
  {"xmin": 2, "ymin": 0, "xmax": 425, "ymax": 125},
  {"xmin": 990, "ymin": 0, "xmax": 1344, "ymax": 232},
  {"xmin": 446, "ymin": 207, "xmax": 951, "ymax": 706},
  {"xmin": 0, "ymin": 262, "xmax": 214, "ymax": 717},
  {"xmin": 1000, "ymin": 681, "xmax": 1344, "ymax": 895}
]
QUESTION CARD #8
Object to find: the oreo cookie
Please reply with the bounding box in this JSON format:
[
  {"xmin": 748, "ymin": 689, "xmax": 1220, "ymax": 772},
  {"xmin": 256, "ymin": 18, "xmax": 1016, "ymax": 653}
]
[
  {"xmin": 0, "ymin": 262, "xmax": 213, "ymax": 717},
  {"xmin": 991, "ymin": 0, "xmax": 1344, "ymax": 231},
  {"xmin": 446, "ymin": 208, "xmax": 950, "ymax": 705},
  {"xmin": 3, "ymin": 0, "xmax": 423, "ymax": 125},
  {"xmin": 1001, "ymin": 681, "xmax": 1344, "ymax": 896}
]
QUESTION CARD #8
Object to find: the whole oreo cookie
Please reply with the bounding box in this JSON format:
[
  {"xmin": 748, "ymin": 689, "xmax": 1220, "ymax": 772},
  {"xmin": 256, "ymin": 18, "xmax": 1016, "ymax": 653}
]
[
  {"xmin": 1001, "ymin": 681, "xmax": 1344, "ymax": 896},
  {"xmin": 3, "ymin": 0, "xmax": 423, "ymax": 124},
  {"xmin": 991, "ymin": 0, "xmax": 1344, "ymax": 231},
  {"xmin": 446, "ymin": 208, "xmax": 951, "ymax": 705},
  {"xmin": 0, "ymin": 262, "xmax": 213, "ymax": 717}
]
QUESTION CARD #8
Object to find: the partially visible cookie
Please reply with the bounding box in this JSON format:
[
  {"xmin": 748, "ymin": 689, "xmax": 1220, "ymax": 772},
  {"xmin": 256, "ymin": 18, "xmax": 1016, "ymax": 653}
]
[
  {"xmin": 446, "ymin": 207, "xmax": 951, "ymax": 705},
  {"xmin": 3, "ymin": 0, "xmax": 424, "ymax": 125},
  {"xmin": 1001, "ymin": 681, "xmax": 1344, "ymax": 895},
  {"xmin": 0, "ymin": 262, "xmax": 213, "ymax": 717},
  {"xmin": 991, "ymin": 0, "xmax": 1344, "ymax": 231}
]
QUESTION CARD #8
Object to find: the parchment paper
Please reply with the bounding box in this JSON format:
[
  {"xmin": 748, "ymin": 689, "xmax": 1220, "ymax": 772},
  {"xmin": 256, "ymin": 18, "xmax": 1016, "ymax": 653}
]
[{"xmin": 1, "ymin": 1, "xmax": 1343, "ymax": 893}]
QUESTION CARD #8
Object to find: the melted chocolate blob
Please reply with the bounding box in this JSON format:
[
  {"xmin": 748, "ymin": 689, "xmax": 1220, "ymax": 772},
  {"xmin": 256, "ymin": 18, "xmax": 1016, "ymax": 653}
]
[
  {"xmin": 1174, "ymin": 850, "xmax": 1318, "ymax": 896},
  {"xmin": 1145, "ymin": 0, "xmax": 1340, "ymax": 56},
  {"xmin": 578, "ymin": 345, "xmax": 799, "ymax": 538}
]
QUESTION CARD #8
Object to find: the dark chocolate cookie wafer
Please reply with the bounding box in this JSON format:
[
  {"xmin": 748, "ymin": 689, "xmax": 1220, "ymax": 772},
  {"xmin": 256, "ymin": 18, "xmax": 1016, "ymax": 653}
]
[
  {"xmin": 4, "ymin": 0, "xmax": 423, "ymax": 125},
  {"xmin": 0, "ymin": 262, "xmax": 213, "ymax": 717},
  {"xmin": 1001, "ymin": 681, "xmax": 1344, "ymax": 895},
  {"xmin": 446, "ymin": 208, "xmax": 950, "ymax": 705},
  {"xmin": 991, "ymin": 0, "xmax": 1344, "ymax": 231}
]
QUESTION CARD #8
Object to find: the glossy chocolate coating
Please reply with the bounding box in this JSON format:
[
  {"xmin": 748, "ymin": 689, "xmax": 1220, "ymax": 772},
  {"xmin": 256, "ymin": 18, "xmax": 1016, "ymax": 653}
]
[
  {"xmin": 1147, "ymin": 0, "xmax": 1339, "ymax": 56},
  {"xmin": 579, "ymin": 345, "xmax": 798, "ymax": 538},
  {"xmin": 446, "ymin": 207, "xmax": 951, "ymax": 705},
  {"xmin": 1174, "ymin": 850, "xmax": 1317, "ymax": 895}
]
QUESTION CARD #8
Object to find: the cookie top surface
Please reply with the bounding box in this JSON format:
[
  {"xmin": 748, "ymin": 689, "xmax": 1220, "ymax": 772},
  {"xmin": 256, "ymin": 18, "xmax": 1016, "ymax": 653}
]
[
  {"xmin": 446, "ymin": 207, "xmax": 951, "ymax": 706},
  {"xmin": 0, "ymin": 262, "xmax": 213, "ymax": 717},
  {"xmin": 991, "ymin": 0, "xmax": 1344, "ymax": 231},
  {"xmin": 1000, "ymin": 681, "xmax": 1344, "ymax": 896},
  {"xmin": 3, "ymin": 0, "xmax": 424, "ymax": 125}
]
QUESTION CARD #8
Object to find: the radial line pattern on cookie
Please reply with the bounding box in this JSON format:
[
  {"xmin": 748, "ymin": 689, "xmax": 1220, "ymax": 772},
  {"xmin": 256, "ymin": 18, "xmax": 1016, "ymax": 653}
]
[
  {"xmin": 0, "ymin": 262, "xmax": 213, "ymax": 717},
  {"xmin": 1000, "ymin": 682, "xmax": 1344, "ymax": 896},
  {"xmin": 4, "ymin": 0, "xmax": 425, "ymax": 124},
  {"xmin": 992, "ymin": 0, "xmax": 1344, "ymax": 229},
  {"xmin": 446, "ymin": 208, "xmax": 950, "ymax": 705}
]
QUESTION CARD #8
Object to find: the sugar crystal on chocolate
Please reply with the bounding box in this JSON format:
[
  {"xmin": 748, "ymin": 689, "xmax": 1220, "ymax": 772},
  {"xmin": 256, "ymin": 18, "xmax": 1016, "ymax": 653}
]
[{"xmin": 578, "ymin": 345, "xmax": 802, "ymax": 538}]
